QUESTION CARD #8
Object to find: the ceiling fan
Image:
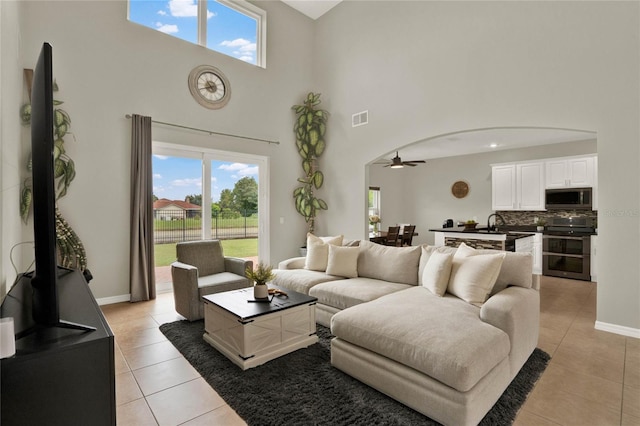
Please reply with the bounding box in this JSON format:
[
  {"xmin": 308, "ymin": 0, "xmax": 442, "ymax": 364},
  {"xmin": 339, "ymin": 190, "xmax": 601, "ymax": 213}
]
[{"xmin": 382, "ymin": 151, "xmax": 426, "ymax": 168}]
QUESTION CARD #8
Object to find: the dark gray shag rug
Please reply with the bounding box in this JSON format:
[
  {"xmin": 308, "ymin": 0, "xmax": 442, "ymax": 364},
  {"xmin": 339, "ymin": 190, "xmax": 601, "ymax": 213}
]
[{"xmin": 160, "ymin": 320, "xmax": 549, "ymax": 426}]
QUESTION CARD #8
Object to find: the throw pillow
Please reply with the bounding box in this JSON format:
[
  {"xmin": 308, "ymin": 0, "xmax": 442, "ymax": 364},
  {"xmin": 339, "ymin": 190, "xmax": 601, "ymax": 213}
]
[
  {"xmin": 418, "ymin": 245, "xmax": 457, "ymax": 285},
  {"xmin": 326, "ymin": 245, "xmax": 359, "ymax": 278},
  {"xmin": 448, "ymin": 252, "xmax": 506, "ymax": 306},
  {"xmin": 357, "ymin": 240, "xmax": 422, "ymax": 285},
  {"xmin": 304, "ymin": 233, "xmax": 344, "ymax": 271},
  {"xmin": 453, "ymin": 242, "xmax": 477, "ymax": 260},
  {"xmin": 421, "ymin": 251, "xmax": 453, "ymax": 296}
]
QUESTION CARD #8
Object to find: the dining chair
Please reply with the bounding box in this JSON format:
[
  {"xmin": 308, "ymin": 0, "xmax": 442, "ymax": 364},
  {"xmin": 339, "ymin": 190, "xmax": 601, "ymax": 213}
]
[
  {"xmin": 400, "ymin": 225, "xmax": 416, "ymax": 246},
  {"xmin": 384, "ymin": 226, "xmax": 401, "ymax": 246}
]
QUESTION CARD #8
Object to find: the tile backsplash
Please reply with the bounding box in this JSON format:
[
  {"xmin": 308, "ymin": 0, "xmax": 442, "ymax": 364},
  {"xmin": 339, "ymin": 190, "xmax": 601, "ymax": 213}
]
[{"xmin": 496, "ymin": 210, "xmax": 597, "ymax": 226}]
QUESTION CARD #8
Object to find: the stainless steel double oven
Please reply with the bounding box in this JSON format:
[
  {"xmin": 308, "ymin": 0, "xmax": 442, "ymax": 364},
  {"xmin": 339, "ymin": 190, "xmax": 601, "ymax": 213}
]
[{"xmin": 542, "ymin": 217, "xmax": 594, "ymax": 281}]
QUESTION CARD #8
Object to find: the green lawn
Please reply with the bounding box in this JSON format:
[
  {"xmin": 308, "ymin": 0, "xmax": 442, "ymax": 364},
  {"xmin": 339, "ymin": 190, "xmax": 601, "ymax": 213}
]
[{"xmin": 154, "ymin": 238, "xmax": 258, "ymax": 267}]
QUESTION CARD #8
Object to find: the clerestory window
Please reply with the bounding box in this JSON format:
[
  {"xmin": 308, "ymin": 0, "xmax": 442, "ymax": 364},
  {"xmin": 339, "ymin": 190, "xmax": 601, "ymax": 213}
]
[{"xmin": 128, "ymin": 0, "xmax": 266, "ymax": 67}]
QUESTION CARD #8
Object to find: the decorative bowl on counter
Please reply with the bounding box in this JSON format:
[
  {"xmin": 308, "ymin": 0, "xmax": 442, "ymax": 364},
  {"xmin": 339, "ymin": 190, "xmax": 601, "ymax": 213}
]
[{"xmin": 464, "ymin": 222, "xmax": 478, "ymax": 230}]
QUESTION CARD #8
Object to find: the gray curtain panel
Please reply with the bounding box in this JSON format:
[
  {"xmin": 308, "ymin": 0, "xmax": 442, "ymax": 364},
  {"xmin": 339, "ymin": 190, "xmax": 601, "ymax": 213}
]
[{"xmin": 129, "ymin": 114, "xmax": 156, "ymax": 302}]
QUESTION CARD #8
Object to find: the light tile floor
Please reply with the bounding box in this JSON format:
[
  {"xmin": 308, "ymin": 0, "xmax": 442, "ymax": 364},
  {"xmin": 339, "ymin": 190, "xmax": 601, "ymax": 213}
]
[{"xmin": 101, "ymin": 276, "xmax": 640, "ymax": 426}]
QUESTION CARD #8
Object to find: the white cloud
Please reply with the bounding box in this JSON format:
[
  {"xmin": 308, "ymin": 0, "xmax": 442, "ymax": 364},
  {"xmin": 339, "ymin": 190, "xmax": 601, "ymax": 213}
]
[
  {"xmin": 171, "ymin": 178, "xmax": 202, "ymax": 187},
  {"xmin": 218, "ymin": 163, "xmax": 258, "ymax": 177},
  {"xmin": 239, "ymin": 166, "xmax": 258, "ymax": 176},
  {"xmin": 153, "ymin": 154, "xmax": 169, "ymax": 160},
  {"xmin": 220, "ymin": 38, "xmax": 255, "ymax": 51},
  {"xmin": 153, "ymin": 173, "xmax": 162, "ymax": 179},
  {"xmin": 220, "ymin": 39, "xmax": 256, "ymax": 62},
  {"xmin": 168, "ymin": 0, "xmax": 197, "ymax": 17},
  {"xmin": 153, "ymin": 185, "xmax": 165, "ymax": 194},
  {"xmin": 157, "ymin": 10, "xmax": 167, "ymax": 16},
  {"xmin": 219, "ymin": 163, "xmax": 248, "ymax": 172},
  {"xmin": 156, "ymin": 23, "xmax": 179, "ymax": 34}
]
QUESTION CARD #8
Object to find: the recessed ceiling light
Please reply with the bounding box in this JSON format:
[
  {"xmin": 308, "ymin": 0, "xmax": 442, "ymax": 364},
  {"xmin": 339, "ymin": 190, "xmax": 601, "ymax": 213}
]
[{"xmin": 489, "ymin": 143, "xmax": 499, "ymax": 148}]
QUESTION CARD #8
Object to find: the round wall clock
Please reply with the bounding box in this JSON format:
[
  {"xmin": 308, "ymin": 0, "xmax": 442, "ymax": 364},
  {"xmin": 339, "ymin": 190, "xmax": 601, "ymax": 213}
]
[
  {"xmin": 451, "ymin": 180, "xmax": 470, "ymax": 199},
  {"xmin": 188, "ymin": 65, "xmax": 231, "ymax": 109}
]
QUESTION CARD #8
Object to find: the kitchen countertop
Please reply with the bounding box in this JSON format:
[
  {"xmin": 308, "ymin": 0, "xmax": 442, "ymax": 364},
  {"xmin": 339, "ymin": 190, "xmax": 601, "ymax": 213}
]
[{"xmin": 429, "ymin": 226, "xmax": 537, "ymax": 240}]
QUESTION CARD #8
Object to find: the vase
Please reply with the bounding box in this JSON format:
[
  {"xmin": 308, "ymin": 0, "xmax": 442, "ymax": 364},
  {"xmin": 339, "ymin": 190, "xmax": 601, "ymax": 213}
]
[
  {"xmin": 254, "ymin": 283, "xmax": 269, "ymax": 299},
  {"xmin": 372, "ymin": 223, "xmax": 379, "ymax": 233}
]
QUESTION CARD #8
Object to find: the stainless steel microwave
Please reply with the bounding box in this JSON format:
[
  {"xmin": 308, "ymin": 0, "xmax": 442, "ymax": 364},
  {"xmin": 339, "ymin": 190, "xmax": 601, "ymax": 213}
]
[{"xmin": 545, "ymin": 187, "xmax": 592, "ymax": 210}]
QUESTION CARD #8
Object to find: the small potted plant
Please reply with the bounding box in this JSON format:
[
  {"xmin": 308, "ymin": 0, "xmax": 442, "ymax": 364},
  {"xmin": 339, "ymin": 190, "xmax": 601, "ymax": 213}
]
[
  {"xmin": 464, "ymin": 219, "xmax": 477, "ymax": 230},
  {"xmin": 535, "ymin": 218, "xmax": 546, "ymax": 232},
  {"xmin": 246, "ymin": 262, "xmax": 276, "ymax": 299},
  {"xmin": 369, "ymin": 214, "xmax": 381, "ymax": 233}
]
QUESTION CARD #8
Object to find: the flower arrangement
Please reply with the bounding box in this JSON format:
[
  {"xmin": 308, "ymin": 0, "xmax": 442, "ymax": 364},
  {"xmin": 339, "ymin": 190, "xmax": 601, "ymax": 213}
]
[
  {"xmin": 245, "ymin": 262, "xmax": 276, "ymax": 286},
  {"xmin": 369, "ymin": 215, "xmax": 381, "ymax": 225}
]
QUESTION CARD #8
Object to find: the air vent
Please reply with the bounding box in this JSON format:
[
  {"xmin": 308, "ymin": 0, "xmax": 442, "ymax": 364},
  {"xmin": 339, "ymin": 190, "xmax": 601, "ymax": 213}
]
[{"xmin": 352, "ymin": 110, "xmax": 369, "ymax": 127}]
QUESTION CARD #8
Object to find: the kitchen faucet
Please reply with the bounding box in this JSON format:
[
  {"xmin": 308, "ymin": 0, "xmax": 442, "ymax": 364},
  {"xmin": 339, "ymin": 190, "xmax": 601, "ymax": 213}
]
[{"xmin": 487, "ymin": 213, "xmax": 506, "ymax": 232}]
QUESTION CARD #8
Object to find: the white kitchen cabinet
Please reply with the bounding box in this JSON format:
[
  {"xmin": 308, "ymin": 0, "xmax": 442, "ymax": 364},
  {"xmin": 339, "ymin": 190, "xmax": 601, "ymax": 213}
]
[
  {"xmin": 545, "ymin": 156, "xmax": 595, "ymax": 188},
  {"xmin": 492, "ymin": 165, "xmax": 517, "ymax": 210},
  {"xmin": 532, "ymin": 233, "xmax": 542, "ymax": 275},
  {"xmin": 492, "ymin": 162, "xmax": 544, "ymax": 211},
  {"xmin": 517, "ymin": 162, "xmax": 545, "ymax": 210},
  {"xmin": 592, "ymin": 156, "xmax": 598, "ymax": 210},
  {"xmin": 515, "ymin": 233, "xmax": 542, "ymax": 275},
  {"xmin": 591, "ymin": 235, "xmax": 597, "ymax": 282}
]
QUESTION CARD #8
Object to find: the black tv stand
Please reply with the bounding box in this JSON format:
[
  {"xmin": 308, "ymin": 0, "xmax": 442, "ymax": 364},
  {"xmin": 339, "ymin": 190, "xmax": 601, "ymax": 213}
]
[
  {"xmin": 1, "ymin": 269, "xmax": 115, "ymax": 426},
  {"xmin": 57, "ymin": 318, "xmax": 97, "ymax": 331}
]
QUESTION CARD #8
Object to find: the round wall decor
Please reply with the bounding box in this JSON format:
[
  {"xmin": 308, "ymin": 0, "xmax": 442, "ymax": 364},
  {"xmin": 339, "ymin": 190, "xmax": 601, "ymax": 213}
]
[
  {"xmin": 188, "ymin": 65, "xmax": 231, "ymax": 109},
  {"xmin": 451, "ymin": 180, "xmax": 469, "ymax": 198}
]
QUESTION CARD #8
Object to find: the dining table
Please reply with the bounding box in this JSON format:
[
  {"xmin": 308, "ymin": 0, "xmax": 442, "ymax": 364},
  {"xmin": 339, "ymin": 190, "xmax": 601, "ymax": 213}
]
[{"xmin": 369, "ymin": 230, "xmax": 419, "ymax": 245}]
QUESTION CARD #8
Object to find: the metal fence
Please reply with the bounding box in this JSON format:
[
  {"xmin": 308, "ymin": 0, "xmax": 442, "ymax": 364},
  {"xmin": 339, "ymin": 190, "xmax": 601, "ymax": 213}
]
[{"xmin": 153, "ymin": 209, "xmax": 258, "ymax": 244}]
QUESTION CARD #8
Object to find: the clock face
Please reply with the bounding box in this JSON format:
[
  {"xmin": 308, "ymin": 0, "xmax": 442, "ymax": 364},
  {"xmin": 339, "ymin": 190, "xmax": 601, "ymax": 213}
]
[{"xmin": 188, "ymin": 65, "xmax": 231, "ymax": 109}]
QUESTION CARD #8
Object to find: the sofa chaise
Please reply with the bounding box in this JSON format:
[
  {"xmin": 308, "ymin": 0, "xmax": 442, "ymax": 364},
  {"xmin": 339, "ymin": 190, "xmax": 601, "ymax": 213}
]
[{"xmin": 272, "ymin": 236, "xmax": 540, "ymax": 426}]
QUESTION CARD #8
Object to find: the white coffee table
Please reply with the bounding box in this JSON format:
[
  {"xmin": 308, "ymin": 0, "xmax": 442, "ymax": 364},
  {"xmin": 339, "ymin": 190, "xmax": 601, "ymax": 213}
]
[{"xmin": 202, "ymin": 286, "xmax": 318, "ymax": 370}]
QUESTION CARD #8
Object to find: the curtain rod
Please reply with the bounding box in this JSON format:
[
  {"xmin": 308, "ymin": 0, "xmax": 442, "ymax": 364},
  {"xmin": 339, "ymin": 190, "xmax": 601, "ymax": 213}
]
[{"xmin": 125, "ymin": 114, "xmax": 279, "ymax": 145}]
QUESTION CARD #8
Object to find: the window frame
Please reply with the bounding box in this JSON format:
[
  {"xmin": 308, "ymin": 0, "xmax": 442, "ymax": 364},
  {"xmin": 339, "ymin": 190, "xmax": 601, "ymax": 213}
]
[
  {"xmin": 215, "ymin": 0, "xmax": 267, "ymax": 68},
  {"xmin": 153, "ymin": 141, "xmax": 270, "ymax": 264},
  {"xmin": 128, "ymin": 0, "xmax": 267, "ymax": 68}
]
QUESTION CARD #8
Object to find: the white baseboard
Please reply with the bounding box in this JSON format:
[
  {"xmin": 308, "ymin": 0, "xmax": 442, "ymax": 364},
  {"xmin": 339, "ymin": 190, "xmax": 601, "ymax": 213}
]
[
  {"xmin": 95, "ymin": 284, "xmax": 173, "ymax": 306},
  {"xmin": 595, "ymin": 321, "xmax": 640, "ymax": 339},
  {"xmin": 96, "ymin": 294, "xmax": 130, "ymax": 306}
]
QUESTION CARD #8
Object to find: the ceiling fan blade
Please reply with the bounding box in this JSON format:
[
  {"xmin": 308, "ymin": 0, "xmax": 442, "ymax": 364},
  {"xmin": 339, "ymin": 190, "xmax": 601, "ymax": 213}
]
[
  {"xmin": 404, "ymin": 163, "xmax": 417, "ymax": 167},
  {"xmin": 404, "ymin": 160, "xmax": 426, "ymax": 164}
]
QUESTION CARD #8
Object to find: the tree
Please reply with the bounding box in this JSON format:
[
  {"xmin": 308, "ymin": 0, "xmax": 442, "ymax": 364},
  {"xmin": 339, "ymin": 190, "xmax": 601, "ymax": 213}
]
[
  {"xmin": 232, "ymin": 177, "xmax": 258, "ymax": 216},
  {"xmin": 185, "ymin": 194, "xmax": 201, "ymax": 206},
  {"xmin": 219, "ymin": 189, "xmax": 234, "ymax": 211},
  {"xmin": 211, "ymin": 203, "xmax": 221, "ymax": 218}
]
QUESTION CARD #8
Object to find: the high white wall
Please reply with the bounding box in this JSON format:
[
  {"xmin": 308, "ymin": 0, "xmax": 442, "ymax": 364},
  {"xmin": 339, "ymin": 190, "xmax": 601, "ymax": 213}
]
[
  {"xmin": 0, "ymin": 0, "xmax": 27, "ymax": 298},
  {"xmin": 315, "ymin": 2, "xmax": 639, "ymax": 331},
  {"xmin": 370, "ymin": 139, "xmax": 597, "ymax": 246},
  {"xmin": 4, "ymin": 1, "xmax": 639, "ymax": 333},
  {"xmin": 12, "ymin": 0, "xmax": 315, "ymax": 300}
]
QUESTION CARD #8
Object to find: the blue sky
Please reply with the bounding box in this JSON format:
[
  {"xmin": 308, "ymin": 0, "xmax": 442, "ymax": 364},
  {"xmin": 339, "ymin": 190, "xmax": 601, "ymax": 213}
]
[
  {"xmin": 129, "ymin": 0, "xmax": 257, "ymax": 64},
  {"xmin": 152, "ymin": 155, "xmax": 258, "ymax": 203}
]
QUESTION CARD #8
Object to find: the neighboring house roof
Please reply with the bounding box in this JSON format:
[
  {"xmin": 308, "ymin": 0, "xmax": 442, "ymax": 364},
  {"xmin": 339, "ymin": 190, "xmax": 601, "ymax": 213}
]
[{"xmin": 153, "ymin": 198, "xmax": 201, "ymax": 210}]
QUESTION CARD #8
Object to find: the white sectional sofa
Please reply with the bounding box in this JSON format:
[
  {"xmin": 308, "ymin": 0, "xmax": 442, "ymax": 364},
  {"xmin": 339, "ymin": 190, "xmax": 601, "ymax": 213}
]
[{"xmin": 272, "ymin": 236, "xmax": 540, "ymax": 426}]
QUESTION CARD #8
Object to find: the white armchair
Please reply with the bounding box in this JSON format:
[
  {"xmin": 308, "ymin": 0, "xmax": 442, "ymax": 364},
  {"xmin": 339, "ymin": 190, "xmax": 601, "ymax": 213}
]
[{"xmin": 170, "ymin": 240, "xmax": 253, "ymax": 321}]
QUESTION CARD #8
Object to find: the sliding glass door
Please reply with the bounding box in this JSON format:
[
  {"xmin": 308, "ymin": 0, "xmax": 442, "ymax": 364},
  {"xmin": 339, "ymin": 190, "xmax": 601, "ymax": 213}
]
[{"xmin": 151, "ymin": 143, "xmax": 269, "ymax": 290}]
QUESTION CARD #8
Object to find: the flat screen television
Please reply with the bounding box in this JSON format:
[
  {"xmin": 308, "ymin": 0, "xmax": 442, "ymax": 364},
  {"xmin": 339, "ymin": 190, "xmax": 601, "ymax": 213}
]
[{"xmin": 27, "ymin": 42, "xmax": 93, "ymax": 333}]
